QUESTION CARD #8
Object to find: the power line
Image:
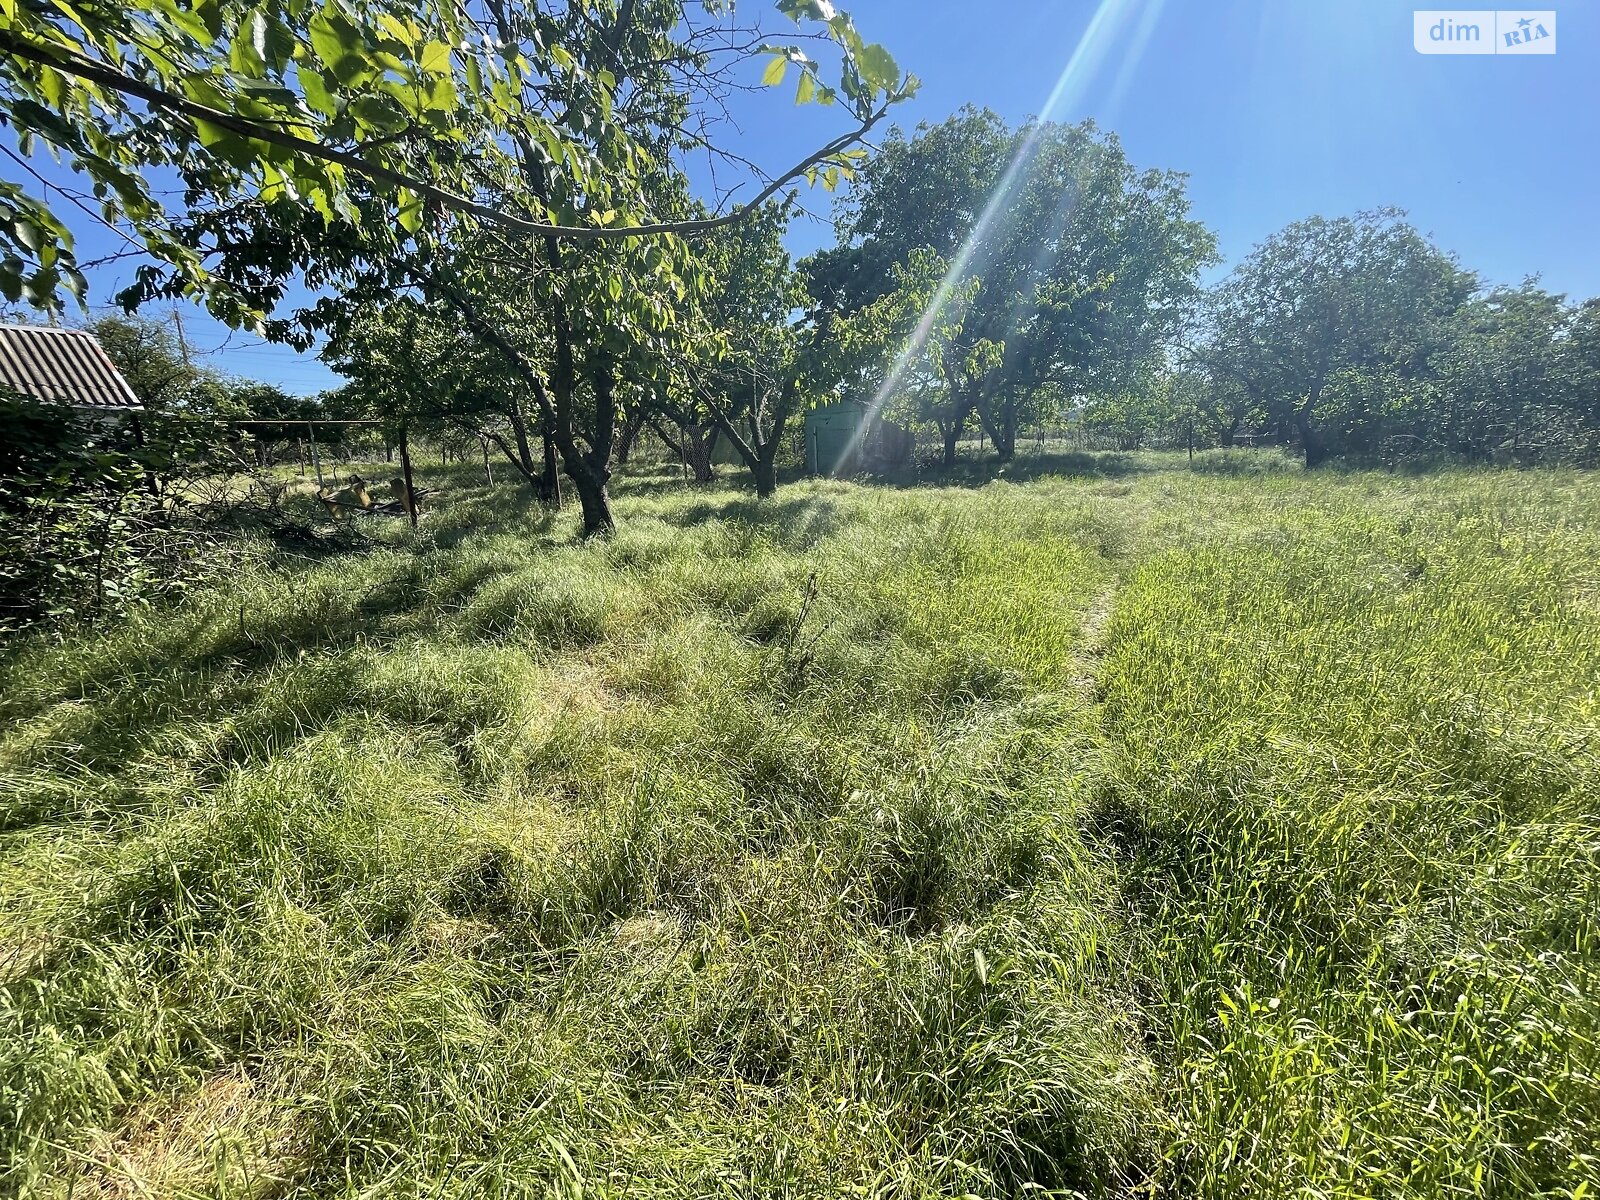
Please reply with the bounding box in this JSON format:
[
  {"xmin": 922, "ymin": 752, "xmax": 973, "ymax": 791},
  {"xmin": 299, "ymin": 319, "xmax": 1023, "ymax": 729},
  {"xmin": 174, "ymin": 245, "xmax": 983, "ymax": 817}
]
[
  {"xmin": 0, "ymin": 141, "xmax": 147, "ymax": 258},
  {"xmin": 149, "ymin": 414, "xmax": 381, "ymax": 425}
]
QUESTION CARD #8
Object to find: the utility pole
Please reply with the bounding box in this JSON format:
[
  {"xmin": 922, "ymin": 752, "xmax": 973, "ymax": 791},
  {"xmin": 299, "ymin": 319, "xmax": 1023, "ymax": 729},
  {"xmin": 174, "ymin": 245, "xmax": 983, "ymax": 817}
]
[
  {"xmin": 398, "ymin": 424, "xmax": 419, "ymax": 530},
  {"xmin": 308, "ymin": 421, "xmax": 324, "ymax": 488},
  {"xmin": 172, "ymin": 305, "xmax": 191, "ymax": 365}
]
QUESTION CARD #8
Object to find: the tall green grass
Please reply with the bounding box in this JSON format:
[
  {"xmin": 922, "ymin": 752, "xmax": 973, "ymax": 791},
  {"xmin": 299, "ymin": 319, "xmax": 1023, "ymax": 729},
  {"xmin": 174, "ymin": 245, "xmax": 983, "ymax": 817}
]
[
  {"xmin": 1096, "ymin": 469, "xmax": 1600, "ymax": 1197},
  {"xmin": 1, "ymin": 457, "xmax": 1596, "ymax": 1197}
]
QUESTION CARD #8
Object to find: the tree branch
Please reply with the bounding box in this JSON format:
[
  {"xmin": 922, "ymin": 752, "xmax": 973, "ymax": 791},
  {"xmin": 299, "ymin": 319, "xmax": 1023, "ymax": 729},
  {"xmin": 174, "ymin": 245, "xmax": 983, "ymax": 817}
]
[{"xmin": 1, "ymin": 30, "xmax": 885, "ymax": 243}]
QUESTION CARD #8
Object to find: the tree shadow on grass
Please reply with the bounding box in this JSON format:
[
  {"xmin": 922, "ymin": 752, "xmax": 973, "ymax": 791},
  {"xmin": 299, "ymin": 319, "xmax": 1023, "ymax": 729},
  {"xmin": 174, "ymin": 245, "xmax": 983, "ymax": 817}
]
[
  {"xmin": 650, "ymin": 493, "xmax": 851, "ymax": 551},
  {"xmin": 618, "ymin": 450, "xmax": 1147, "ymax": 498},
  {"xmin": 0, "ymin": 550, "xmax": 534, "ymax": 817},
  {"xmin": 875, "ymin": 449, "xmax": 1141, "ymax": 489}
]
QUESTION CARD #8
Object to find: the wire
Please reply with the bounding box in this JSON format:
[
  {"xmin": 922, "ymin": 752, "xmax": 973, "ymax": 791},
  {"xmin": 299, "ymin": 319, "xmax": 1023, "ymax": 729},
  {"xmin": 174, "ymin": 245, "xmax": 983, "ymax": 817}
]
[
  {"xmin": 150, "ymin": 414, "xmax": 381, "ymax": 425},
  {"xmin": 0, "ymin": 141, "xmax": 148, "ymax": 257}
]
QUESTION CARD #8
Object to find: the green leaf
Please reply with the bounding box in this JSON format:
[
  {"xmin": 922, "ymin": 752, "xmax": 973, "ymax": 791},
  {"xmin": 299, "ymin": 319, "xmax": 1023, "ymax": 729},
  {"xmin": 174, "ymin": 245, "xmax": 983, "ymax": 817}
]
[
  {"xmin": 192, "ymin": 118, "xmax": 253, "ymax": 165},
  {"xmin": 14, "ymin": 219, "xmax": 44, "ymax": 253},
  {"xmin": 307, "ymin": 8, "xmax": 351, "ymax": 73},
  {"xmin": 351, "ymin": 94, "xmax": 407, "ymax": 134},
  {"xmin": 422, "ymin": 74, "xmax": 457, "ymax": 118},
  {"xmin": 778, "ymin": 0, "xmax": 834, "ymax": 20},
  {"xmin": 0, "ymin": 258, "xmax": 23, "ymax": 303},
  {"xmin": 396, "ymin": 188, "xmax": 423, "ymax": 234},
  {"xmin": 856, "ymin": 43, "xmax": 899, "ymax": 93},
  {"xmin": 419, "ymin": 40, "xmax": 452, "ymax": 76},
  {"xmin": 300, "ymin": 67, "xmax": 338, "ymax": 118},
  {"xmin": 795, "ymin": 70, "xmax": 815, "ymax": 105},
  {"xmin": 230, "ymin": 10, "xmax": 268, "ymax": 76},
  {"xmin": 761, "ymin": 54, "xmax": 788, "ymax": 87},
  {"xmin": 308, "ymin": 7, "xmax": 371, "ymax": 85},
  {"xmin": 375, "ymin": 13, "xmax": 422, "ymax": 46}
]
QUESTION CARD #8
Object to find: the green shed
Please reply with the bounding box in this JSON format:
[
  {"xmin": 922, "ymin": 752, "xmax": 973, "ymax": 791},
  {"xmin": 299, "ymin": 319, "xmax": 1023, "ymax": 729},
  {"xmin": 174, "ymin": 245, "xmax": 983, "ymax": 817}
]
[{"xmin": 804, "ymin": 399, "xmax": 913, "ymax": 476}]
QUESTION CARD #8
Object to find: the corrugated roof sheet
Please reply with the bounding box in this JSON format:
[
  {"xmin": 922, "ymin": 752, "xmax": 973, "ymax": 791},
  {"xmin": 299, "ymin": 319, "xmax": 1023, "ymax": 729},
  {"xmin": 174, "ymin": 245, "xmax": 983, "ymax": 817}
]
[{"xmin": 0, "ymin": 323, "xmax": 142, "ymax": 411}]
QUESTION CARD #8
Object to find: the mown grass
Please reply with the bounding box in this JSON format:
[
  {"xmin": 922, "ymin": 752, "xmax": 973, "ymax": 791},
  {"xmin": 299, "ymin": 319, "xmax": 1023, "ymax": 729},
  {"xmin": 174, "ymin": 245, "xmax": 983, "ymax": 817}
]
[{"xmin": 1, "ymin": 454, "xmax": 1596, "ymax": 1198}]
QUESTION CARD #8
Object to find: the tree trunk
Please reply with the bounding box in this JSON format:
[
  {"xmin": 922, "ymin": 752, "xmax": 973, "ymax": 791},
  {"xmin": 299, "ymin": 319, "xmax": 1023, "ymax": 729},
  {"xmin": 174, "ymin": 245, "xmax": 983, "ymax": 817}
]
[
  {"xmin": 541, "ymin": 356, "xmax": 618, "ymax": 537},
  {"xmin": 566, "ymin": 459, "xmax": 614, "ymax": 535},
  {"xmin": 941, "ymin": 422, "xmax": 961, "ymax": 468},
  {"xmin": 615, "ymin": 407, "xmax": 645, "ymax": 465},
  {"xmin": 752, "ymin": 454, "xmax": 778, "ymax": 498},
  {"xmin": 398, "ymin": 427, "xmax": 419, "ymax": 530},
  {"xmin": 1296, "ymin": 404, "xmax": 1329, "ymax": 468},
  {"xmin": 509, "ymin": 400, "xmax": 539, "ymax": 483},
  {"xmin": 994, "ymin": 422, "xmax": 1015, "ymax": 462},
  {"xmin": 699, "ymin": 377, "xmax": 801, "ymax": 499},
  {"xmin": 541, "ymin": 416, "xmax": 562, "ymax": 508},
  {"xmin": 982, "ymin": 396, "xmax": 1017, "ymax": 463},
  {"xmin": 684, "ymin": 424, "xmax": 715, "ymax": 483}
]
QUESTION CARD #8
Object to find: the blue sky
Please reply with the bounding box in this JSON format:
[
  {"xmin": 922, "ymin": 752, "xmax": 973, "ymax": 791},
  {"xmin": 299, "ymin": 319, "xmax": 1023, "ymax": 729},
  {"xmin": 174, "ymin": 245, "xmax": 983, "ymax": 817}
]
[
  {"xmin": 763, "ymin": 0, "xmax": 1598, "ymax": 283},
  {"xmin": 12, "ymin": 0, "xmax": 1597, "ymax": 394}
]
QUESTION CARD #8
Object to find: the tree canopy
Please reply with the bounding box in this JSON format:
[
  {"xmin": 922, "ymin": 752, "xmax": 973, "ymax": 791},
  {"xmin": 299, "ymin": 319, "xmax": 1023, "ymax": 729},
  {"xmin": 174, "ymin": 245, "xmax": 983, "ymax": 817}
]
[
  {"xmin": 0, "ymin": 0, "xmax": 914, "ymax": 320},
  {"xmin": 813, "ymin": 108, "xmax": 1216, "ymax": 463}
]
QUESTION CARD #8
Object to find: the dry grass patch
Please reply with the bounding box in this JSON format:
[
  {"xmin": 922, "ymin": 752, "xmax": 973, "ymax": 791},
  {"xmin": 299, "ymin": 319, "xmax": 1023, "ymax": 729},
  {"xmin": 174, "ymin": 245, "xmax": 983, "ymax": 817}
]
[{"xmin": 72, "ymin": 1067, "xmax": 304, "ymax": 1200}]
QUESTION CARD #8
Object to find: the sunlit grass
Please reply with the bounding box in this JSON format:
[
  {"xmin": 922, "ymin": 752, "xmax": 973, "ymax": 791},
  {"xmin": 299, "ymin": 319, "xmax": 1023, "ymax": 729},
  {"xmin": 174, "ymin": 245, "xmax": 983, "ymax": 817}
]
[{"xmin": 1, "ymin": 456, "xmax": 1596, "ymax": 1197}]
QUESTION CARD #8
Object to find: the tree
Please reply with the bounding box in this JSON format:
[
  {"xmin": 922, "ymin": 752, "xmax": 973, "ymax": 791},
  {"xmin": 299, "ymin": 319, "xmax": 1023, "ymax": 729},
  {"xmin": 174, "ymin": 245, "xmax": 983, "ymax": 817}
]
[
  {"xmin": 0, "ymin": 392, "xmax": 156, "ymax": 633},
  {"xmin": 86, "ymin": 313, "xmax": 206, "ymax": 410},
  {"xmin": 222, "ymin": 381, "xmax": 322, "ymax": 463},
  {"xmin": 321, "ymin": 296, "xmax": 557, "ymax": 497},
  {"xmin": 816, "ymin": 109, "xmax": 1214, "ymax": 463},
  {"xmin": 1081, "ymin": 366, "xmax": 1194, "ymax": 452},
  {"xmin": 676, "ymin": 201, "xmax": 810, "ymax": 496},
  {"xmin": 1189, "ymin": 359, "xmax": 1263, "ymax": 448},
  {"xmin": 1, "ymin": 0, "xmax": 911, "ymax": 318},
  {"xmin": 14, "ymin": 2, "xmax": 913, "ymax": 534},
  {"xmin": 1424, "ymin": 283, "xmax": 1573, "ymax": 461},
  {"xmin": 829, "ymin": 248, "xmax": 987, "ymax": 466},
  {"xmin": 1203, "ymin": 210, "xmax": 1475, "ymax": 466},
  {"xmin": 1569, "ymin": 299, "xmax": 1600, "ymax": 462}
]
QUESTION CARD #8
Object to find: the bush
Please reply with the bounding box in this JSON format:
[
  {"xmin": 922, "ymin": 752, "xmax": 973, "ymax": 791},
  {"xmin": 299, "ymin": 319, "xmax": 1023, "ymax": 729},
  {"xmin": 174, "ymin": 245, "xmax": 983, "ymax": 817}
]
[{"xmin": 0, "ymin": 397, "xmax": 167, "ymax": 636}]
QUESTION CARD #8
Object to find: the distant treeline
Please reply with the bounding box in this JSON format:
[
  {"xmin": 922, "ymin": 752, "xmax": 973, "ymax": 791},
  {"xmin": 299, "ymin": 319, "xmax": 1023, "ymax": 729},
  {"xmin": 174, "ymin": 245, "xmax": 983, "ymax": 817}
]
[
  {"xmin": 314, "ymin": 109, "xmax": 1600, "ymax": 495},
  {"xmin": 803, "ymin": 111, "xmax": 1599, "ymax": 469}
]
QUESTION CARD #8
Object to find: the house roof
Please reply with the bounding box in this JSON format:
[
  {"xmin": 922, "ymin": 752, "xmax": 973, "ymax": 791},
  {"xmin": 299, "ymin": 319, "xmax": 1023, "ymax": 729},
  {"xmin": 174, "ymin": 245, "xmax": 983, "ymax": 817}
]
[{"xmin": 0, "ymin": 323, "xmax": 142, "ymax": 412}]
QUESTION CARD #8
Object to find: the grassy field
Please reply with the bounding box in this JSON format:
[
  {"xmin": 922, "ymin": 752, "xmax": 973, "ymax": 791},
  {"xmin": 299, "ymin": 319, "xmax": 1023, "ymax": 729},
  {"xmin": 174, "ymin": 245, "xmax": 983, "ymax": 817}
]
[{"xmin": 2, "ymin": 453, "xmax": 1597, "ymax": 1198}]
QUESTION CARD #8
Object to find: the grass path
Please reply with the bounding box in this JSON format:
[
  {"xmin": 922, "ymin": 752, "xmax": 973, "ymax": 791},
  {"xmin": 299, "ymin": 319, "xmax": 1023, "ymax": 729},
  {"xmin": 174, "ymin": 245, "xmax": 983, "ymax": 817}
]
[{"xmin": 1067, "ymin": 580, "xmax": 1118, "ymax": 703}]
